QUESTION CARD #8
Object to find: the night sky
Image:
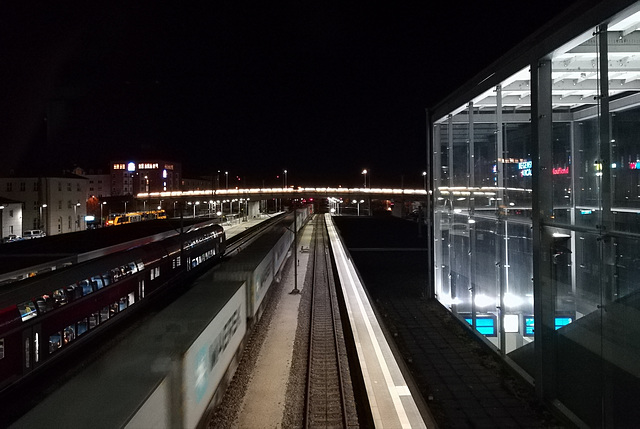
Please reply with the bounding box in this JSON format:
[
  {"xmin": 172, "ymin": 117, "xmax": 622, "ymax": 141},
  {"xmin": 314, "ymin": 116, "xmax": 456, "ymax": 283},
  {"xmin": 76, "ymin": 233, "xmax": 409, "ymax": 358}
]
[{"xmin": 1, "ymin": 1, "xmax": 579, "ymax": 188}]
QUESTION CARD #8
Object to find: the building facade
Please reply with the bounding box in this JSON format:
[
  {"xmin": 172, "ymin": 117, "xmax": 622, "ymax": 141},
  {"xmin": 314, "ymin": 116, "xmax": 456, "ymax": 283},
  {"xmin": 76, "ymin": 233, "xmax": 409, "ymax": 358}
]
[
  {"xmin": 0, "ymin": 198, "xmax": 23, "ymax": 238},
  {"xmin": 110, "ymin": 160, "xmax": 181, "ymax": 196},
  {"xmin": 428, "ymin": 1, "xmax": 640, "ymax": 426},
  {"xmin": 0, "ymin": 174, "xmax": 88, "ymax": 236}
]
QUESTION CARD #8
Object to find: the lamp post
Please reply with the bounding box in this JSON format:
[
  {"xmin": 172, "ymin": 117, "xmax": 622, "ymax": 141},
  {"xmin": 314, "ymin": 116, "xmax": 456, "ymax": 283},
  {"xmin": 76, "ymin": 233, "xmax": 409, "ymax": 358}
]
[
  {"xmin": 422, "ymin": 171, "xmax": 427, "ymax": 190},
  {"xmin": 362, "ymin": 169, "xmax": 368, "ymax": 188},
  {"xmin": 124, "ymin": 201, "xmax": 128, "ymax": 213},
  {"xmin": 225, "ymin": 171, "xmax": 229, "ymax": 189},
  {"xmin": 40, "ymin": 204, "xmax": 48, "ymax": 232},
  {"xmin": 0, "ymin": 205, "xmax": 4, "ymax": 238},
  {"xmin": 100, "ymin": 202, "xmax": 106, "ymax": 227},
  {"xmin": 284, "ymin": 169, "xmax": 288, "ymax": 188},
  {"xmin": 74, "ymin": 202, "xmax": 81, "ymax": 231},
  {"xmin": 193, "ymin": 201, "xmax": 200, "ymax": 218}
]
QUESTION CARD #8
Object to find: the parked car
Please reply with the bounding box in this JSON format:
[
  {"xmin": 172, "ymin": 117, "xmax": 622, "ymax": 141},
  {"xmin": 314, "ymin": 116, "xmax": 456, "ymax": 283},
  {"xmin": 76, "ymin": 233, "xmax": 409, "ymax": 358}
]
[
  {"xmin": 22, "ymin": 229, "xmax": 46, "ymax": 239},
  {"xmin": 1, "ymin": 234, "xmax": 21, "ymax": 243}
]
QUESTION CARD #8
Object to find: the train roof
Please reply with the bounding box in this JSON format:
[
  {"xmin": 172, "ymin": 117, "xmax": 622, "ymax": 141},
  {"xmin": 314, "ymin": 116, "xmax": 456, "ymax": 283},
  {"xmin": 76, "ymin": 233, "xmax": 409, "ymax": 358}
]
[
  {"xmin": 12, "ymin": 276, "xmax": 247, "ymax": 428},
  {"xmin": 0, "ymin": 218, "xmax": 216, "ymax": 285}
]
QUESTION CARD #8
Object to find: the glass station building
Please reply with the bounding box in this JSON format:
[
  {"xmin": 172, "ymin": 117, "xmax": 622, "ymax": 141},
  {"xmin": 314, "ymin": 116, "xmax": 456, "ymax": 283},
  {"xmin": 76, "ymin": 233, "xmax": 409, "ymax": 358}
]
[{"xmin": 427, "ymin": 1, "xmax": 640, "ymax": 426}]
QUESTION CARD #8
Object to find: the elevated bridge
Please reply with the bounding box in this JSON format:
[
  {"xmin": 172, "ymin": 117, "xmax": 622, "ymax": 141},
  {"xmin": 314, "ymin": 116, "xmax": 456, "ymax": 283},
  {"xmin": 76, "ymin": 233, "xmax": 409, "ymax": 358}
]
[
  {"xmin": 136, "ymin": 186, "xmax": 428, "ymax": 201},
  {"xmin": 135, "ymin": 186, "xmax": 429, "ymax": 218}
]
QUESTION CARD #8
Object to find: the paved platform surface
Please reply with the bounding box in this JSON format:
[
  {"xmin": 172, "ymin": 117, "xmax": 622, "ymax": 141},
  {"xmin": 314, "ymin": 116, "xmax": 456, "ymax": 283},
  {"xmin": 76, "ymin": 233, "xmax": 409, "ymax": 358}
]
[{"xmin": 332, "ymin": 215, "xmax": 566, "ymax": 429}]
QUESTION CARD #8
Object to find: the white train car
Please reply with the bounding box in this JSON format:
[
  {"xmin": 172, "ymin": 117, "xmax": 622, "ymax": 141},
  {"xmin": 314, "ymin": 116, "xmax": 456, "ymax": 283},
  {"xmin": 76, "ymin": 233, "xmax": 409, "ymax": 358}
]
[
  {"xmin": 214, "ymin": 206, "xmax": 311, "ymax": 322},
  {"xmin": 11, "ymin": 208, "xmax": 312, "ymax": 429}
]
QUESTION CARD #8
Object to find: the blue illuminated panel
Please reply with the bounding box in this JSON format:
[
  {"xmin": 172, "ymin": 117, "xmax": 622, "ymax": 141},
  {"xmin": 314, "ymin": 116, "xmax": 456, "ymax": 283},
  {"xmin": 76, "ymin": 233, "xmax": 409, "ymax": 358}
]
[
  {"xmin": 524, "ymin": 316, "xmax": 534, "ymax": 337},
  {"xmin": 522, "ymin": 315, "xmax": 573, "ymax": 335},
  {"xmin": 463, "ymin": 315, "xmax": 497, "ymax": 337},
  {"xmin": 555, "ymin": 317, "xmax": 572, "ymax": 330}
]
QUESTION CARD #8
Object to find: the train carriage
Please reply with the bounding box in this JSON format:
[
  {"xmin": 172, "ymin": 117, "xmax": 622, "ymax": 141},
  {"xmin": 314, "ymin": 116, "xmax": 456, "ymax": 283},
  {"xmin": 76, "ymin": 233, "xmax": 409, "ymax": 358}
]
[{"xmin": 0, "ymin": 220, "xmax": 225, "ymax": 393}]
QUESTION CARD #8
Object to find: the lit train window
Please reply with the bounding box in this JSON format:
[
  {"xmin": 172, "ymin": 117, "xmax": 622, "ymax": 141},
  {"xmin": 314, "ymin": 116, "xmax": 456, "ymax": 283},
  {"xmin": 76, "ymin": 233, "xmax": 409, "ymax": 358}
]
[
  {"xmin": 101, "ymin": 271, "xmax": 113, "ymax": 286},
  {"xmin": 35, "ymin": 296, "xmax": 53, "ymax": 314},
  {"xmin": 49, "ymin": 333, "xmax": 62, "ymax": 354},
  {"xmin": 89, "ymin": 313, "xmax": 99, "ymax": 329},
  {"xmin": 77, "ymin": 318, "xmax": 89, "ymax": 336},
  {"xmin": 100, "ymin": 306, "xmax": 110, "ymax": 322},
  {"xmin": 109, "ymin": 302, "xmax": 118, "ymax": 317},
  {"xmin": 63, "ymin": 326, "xmax": 75, "ymax": 345},
  {"xmin": 91, "ymin": 275, "xmax": 106, "ymax": 290},
  {"xmin": 118, "ymin": 297, "xmax": 128, "ymax": 311},
  {"xmin": 17, "ymin": 301, "xmax": 37, "ymax": 322},
  {"xmin": 66, "ymin": 285, "xmax": 81, "ymax": 301},
  {"xmin": 53, "ymin": 289, "xmax": 67, "ymax": 307},
  {"xmin": 78, "ymin": 280, "xmax": 93, "ymax": 296}
]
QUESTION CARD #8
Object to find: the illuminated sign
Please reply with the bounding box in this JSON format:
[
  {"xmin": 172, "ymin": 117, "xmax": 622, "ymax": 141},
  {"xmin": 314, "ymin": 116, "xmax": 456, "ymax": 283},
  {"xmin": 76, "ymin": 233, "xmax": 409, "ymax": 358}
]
[
  {"xmin": 113, "ymin": 163, "xmax": 126, "ymax": 170},
  {"xmin": 518, "ymin": 160, "xmax": 532, "ymax": 177},
  {"xmin": 162, "ymin": 169, "xmax": 168, "ymax": 179},
  {"xmin": 138, "ymin": 163, "xmax": 159, "ymax": 170},
  {"xmin": 518, "ymin": 161, "xmax": 532, "ymax": 170},
  {"xmin": 164, "ymin": 164, "xmax": 174, "ymax": 170},
  {"xmin": 552, "ymin": 167, "xmax": 569, "ymax": 175},
  {"xmin": 127, "ymin": 162, "xmax": 136, "ymax": 172},
  {"xmin": 629, "ymin": 162, "xmax": 640, "ymax": 170}
]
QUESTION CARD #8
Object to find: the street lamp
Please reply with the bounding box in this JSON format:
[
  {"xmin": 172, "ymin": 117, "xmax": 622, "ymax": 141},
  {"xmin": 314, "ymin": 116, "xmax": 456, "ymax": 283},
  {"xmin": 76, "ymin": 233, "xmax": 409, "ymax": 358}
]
[
  {"xmin": 422, "ymin": 171, "xmax": 427, "ymax": 190},
  {"xmin": 362, "ymin": 169, "xmax": 368, "ymax": 188},
  {"xmin": 100, "ymin": 202, "xmax": 106, "ymax": 227},
  {"xmin": 193, "ymin": 201, "xmax": 200, "ymax": 218},
  {"xmin": 284, "ymin": 169, "xmax": 288, "ymax": 188},
  {"xmin": 39, "ymin": 204, "xmax": 48, "ymax": 232},
  {"xmin": 225, "ymin": 171, "xmax": 229, "ymax": 189},
  {"xmin": 124, "ymin": 201, "xmax": 128, "ymax": 213},
  {"xmin": 74, "ymin": 202, "xmax": 81, "ymax": 231}
]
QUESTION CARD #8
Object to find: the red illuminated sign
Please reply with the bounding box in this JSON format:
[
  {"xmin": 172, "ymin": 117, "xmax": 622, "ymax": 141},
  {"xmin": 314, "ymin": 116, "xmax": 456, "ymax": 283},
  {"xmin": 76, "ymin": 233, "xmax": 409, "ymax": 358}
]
[{"xmin": 552, "ymin": 167, "xmax": 569, "ymax": 175}]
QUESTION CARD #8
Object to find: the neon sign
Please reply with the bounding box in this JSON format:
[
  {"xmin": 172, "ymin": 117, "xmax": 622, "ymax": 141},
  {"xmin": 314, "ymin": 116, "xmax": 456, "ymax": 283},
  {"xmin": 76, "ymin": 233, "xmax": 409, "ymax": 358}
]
[
  {"xmin": 518, "ymin": 160, "xmax": 532, "ymax": 177},
  {"xmin": 552, "ymin": 167, "xmax": 569, "ymax": 175},
  {"xmin": 629, "ymin": 162, "xmax": 640, "ymax": 170}
]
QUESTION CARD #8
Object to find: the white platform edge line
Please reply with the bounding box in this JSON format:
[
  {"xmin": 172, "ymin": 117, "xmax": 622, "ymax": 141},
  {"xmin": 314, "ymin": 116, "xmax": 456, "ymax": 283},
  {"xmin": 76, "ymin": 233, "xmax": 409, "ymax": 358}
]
[{"xmin": 326, "ymin": 214, "xmax": 425, "ymax": 429}]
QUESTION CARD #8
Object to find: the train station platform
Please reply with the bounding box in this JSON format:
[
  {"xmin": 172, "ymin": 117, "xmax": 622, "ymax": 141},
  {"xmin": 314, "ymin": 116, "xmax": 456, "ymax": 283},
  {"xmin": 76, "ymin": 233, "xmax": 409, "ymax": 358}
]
[
  {"xmin": 331, "ymin": 215, "xmax": 565, "ymax": 428},
  {"xmin": 326, "ymin": 214, "xmax": 432, "ymax": 428}
]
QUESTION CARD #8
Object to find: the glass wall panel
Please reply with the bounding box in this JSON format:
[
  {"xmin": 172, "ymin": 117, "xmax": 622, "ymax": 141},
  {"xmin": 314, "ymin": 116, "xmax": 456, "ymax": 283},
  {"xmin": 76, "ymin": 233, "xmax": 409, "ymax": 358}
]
[
  {"xmin": 430, "ymin": 2, "xmax": 640, "ymax": 427},
  {"xmin": 600, "ymin": 8, "xmax": 640, "ymax": 425},
  {"xmin": 433, "ymin": 120, "xmax": 450, "ymax": 305},
  {"xmin": 548, "ymin": 27, "xmax": 604, "ymax": 427}
]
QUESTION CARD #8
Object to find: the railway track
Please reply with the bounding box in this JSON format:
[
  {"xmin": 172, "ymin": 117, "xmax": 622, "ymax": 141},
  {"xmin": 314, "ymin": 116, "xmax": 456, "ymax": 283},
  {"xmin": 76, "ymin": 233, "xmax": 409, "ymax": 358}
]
[{"xmin": 304, "ymin": 215, "xmax": 359, "ymax": 428}]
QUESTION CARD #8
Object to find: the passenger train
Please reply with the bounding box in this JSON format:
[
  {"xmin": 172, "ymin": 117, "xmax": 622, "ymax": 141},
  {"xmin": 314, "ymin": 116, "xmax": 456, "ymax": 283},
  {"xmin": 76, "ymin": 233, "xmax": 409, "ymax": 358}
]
[
  {"xmin": 0, "ymin": 219, "xmax": 225, "ymax": 393},
  {"xmin": 105, "ymin": 209, "xmax": 167, "ymax": 226}
]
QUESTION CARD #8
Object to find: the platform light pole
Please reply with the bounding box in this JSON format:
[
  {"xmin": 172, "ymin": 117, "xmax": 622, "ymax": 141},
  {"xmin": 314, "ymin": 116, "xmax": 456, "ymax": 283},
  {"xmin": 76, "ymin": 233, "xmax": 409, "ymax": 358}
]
[
  {"xmin": 100, "ymin": 202, "xmax": 106, "ymax": 227},
  {"xmin": 74, "ymin": 202, "xmax": 81, "ymax": 231},
  {"xmin": 225, "ymin": 171, "xmax": 229, "ymax": 189},
  {"xmin": 39, "ymin": 204, "xmax": 48, "ymax": 232},
  {"xmin": 289, "ymin": 208, "xmax": 299, "ymax": 294},
  {"xmin": 362, "ymin": 169, "xmax": 368, "ymax": 188},
  {"xmin": 284, "ymin": 169, "xmax": 288, "ymax": 188},
  {"xmin": 423, "ymin": 171, "xmax": 427, "ymax": 190}
]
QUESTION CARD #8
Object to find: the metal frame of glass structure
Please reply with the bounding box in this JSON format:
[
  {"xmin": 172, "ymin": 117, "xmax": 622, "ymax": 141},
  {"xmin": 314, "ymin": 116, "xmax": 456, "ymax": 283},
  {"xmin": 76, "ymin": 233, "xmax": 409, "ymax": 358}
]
[{"xmin": 427, "ymin": 1, "xmax": 640, "ymax": 426}]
